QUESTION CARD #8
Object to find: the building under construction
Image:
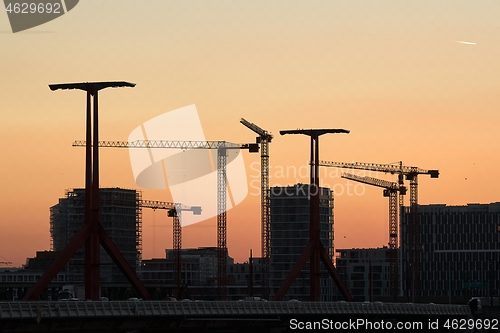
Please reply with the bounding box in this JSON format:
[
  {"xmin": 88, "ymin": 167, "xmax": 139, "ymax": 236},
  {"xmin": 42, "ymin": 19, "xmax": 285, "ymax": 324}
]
[
  {"xmin": 269, "ymin": 184, "xmax": 335, "ymax": 301},
  {"xmin": 50, "ymin": 188, "xmax": 142, "ymax": 283}
]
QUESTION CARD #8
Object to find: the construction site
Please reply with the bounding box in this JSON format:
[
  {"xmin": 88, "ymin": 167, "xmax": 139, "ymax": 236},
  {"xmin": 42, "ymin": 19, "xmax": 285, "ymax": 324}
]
[
  {"xmin": 0, "ymin": 81, "xmax": 498, "ymax": 307},
  {"xmin": 3, "ymin": 3, "xmax": 500, "ymax": 331}
]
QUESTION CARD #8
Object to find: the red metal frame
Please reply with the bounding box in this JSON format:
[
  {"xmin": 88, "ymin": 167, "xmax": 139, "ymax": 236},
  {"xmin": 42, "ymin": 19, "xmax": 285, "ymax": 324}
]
[
  {"xmin": 273, "ymin": 129, "xmax": 353, "ymax": 302},
  {"xmin": 21, "ymin": 224, "xmax": 92, "ymax": 300},
  {"xmin": 22, "ymin": 82, "xmax": 150, "ymax": 301}
]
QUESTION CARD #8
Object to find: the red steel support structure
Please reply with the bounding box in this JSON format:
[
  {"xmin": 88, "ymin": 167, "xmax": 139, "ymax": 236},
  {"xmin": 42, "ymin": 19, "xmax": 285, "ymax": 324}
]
[
  {"xmin": 274, "ymin": 129, "xmax": 353, "ymax": 302},
  {"xmin": 22, "ymin": 82, "xmax": 151, "ymax": 301},
  {"xmin": 249, "ymin": 249, "xmax": 254, "ymax": 297}
]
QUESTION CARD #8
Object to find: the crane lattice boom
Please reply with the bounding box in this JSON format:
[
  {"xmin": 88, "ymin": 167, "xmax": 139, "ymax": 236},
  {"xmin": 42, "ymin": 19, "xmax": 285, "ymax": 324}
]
[
  {"xmin": 73, "ymin": 140, "xmax": 249, "ymax": 150},
  {"xmin": 139, "ymin": 200, "xmax": 201, "ymax": 214},
  {"xmin": 139, "ymin": 200, "xmax": 174, "ymax": 210},
  {"xmin": 341, "ymin": 173, "xmax": 405, "ymax": 192},
  {"xmin": 240, "ymin": 118, "xmax": 273, "ymax": 141},
  {"xmin": 320, "ymin": 161, "xmax": 438, "ymax": 178}
]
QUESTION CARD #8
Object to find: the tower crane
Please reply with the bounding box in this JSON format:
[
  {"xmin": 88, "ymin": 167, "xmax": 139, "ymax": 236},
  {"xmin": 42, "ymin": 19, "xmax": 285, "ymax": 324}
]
[
  {"xmin": 138, "ymin": 200, "xmax": 201, "ymax": 300},
  {"xmin": 319, "ymin": 160, "xmax": 438, "ymax": 207},
  {"xmin": 240, "ymin": 118, "xmax": 273, "ymax": 299},
  {"xmin": 341, "ymin": 172, "xmax": 407, "ymax": 299},
  {"xmin": 319, "ymin": 160, "xmax": 439, "ymax": 301},
  {"xmin": 73, "ymin": 140, "xmax": 258, "ymax": 300}
]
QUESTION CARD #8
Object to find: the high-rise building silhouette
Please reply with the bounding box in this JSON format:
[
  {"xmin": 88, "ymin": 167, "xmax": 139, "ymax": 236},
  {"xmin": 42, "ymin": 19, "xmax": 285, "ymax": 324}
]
[
  {"xmin": 50, "ymin": 188, "xmax": 141, "ymax": 283},
  {"xmin": 401, "ymin": 203, "xmax": 500, "ymax": 303},
  {"xmin": 269, "ymin": 184, "xmax": 335, "ymax": 301}
]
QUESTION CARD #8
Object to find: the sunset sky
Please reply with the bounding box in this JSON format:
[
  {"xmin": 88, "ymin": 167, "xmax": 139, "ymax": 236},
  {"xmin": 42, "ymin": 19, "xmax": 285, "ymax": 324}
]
[{"xmin": 1, "ymin": 1, "xmax": 499, "ymax": 267}]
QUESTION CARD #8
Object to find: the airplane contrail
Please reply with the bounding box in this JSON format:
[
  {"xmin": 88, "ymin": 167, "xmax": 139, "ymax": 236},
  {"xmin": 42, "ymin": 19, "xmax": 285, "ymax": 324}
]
[{"xmin": 456, "ymin": 41, "xmax": 477, "ymax": 45}]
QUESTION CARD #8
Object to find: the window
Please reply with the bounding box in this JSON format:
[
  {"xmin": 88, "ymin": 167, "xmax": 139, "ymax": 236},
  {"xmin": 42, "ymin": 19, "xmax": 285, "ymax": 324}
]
[{"xmin": 353, "ymin": 281, "xmax": 365, "ymax": 288}]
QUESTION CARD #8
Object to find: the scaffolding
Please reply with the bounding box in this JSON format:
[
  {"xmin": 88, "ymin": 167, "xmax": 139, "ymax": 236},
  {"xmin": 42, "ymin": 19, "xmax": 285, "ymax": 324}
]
[
  {"xmin": 49, "ymin": 188, "xmax": 142, "ymax": 283},
  {"xmin": 49, "ymin": 205, "xmax": 57, "ymax": 250},
  {"xmin": 136, "ymin": 190, "xmax": 142, "ymax": 272},
  {"xmin": 327, "ymin": 195, "xmax": 334, "ymax": 262}
]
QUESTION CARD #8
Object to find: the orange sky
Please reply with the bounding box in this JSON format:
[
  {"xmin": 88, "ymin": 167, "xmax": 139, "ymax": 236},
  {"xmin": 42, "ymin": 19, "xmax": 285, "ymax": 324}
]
[{"xmin": 1, "ymin": 1, "xmax": 500, "ymax": 267}]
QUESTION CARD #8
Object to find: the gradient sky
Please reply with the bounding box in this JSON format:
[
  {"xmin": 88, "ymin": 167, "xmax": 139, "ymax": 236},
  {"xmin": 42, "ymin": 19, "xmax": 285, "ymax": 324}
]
[{"xmin": 1, "ymin": 1, "xmax": 499, "ymax": 267}]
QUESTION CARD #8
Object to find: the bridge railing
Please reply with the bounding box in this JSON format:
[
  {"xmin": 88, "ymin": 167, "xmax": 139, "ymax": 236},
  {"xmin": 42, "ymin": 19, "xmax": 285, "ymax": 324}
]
[{"xmin": 0, "ymin": 301, "xmax": 472, "ymax": 320}]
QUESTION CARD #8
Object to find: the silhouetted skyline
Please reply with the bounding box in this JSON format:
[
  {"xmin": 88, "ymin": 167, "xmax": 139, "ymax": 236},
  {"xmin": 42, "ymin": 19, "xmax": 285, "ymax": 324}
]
[{"xmin": 1, "ymin": 1, "xmax": 499, "ymax": 266}]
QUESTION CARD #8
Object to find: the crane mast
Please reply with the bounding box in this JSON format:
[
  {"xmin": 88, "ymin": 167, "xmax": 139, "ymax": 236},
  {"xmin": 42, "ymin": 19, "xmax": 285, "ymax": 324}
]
[
  {"xmin": 240, "ymin": 118, "xmax": 273, "ymax": 299},
  {"xmin": 321, "ymin": 161, "xmax": 438, "ymax": 301},
  {"xmin": 73, "ymin": 140, "xmax": 257, "ymax": 300},
  {"xmin": 217, "ymin": 146, "xmax": 228, "ymax": 298}
]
